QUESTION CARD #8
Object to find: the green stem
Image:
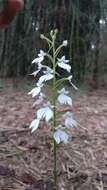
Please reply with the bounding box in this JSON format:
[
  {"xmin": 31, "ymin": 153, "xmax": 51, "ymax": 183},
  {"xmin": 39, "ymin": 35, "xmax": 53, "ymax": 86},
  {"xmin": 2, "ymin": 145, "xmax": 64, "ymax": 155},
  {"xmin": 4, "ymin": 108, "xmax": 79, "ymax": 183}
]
[
  {"xmin": 53, "ymin": 139, "xmax": 57, "ymax": 190},
  {"xmin": 52, "ymin": 36, "xmax": 58, "ymax": 190}
]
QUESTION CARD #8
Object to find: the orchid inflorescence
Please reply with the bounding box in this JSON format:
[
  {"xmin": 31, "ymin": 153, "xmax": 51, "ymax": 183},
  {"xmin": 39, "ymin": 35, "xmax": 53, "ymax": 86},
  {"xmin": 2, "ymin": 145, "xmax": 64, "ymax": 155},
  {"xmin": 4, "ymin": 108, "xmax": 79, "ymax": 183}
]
[{"xmin": 28, "ymin": 29, "xmax": 77, "ymax": 144}]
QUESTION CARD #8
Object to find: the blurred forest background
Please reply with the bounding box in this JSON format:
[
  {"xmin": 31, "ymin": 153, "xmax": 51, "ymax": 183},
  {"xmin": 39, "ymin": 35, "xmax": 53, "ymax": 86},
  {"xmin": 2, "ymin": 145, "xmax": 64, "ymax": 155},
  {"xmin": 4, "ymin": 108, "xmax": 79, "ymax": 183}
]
[{"xmin": 0, "ymin": 0, "xmax": 107, "ymax": 88}]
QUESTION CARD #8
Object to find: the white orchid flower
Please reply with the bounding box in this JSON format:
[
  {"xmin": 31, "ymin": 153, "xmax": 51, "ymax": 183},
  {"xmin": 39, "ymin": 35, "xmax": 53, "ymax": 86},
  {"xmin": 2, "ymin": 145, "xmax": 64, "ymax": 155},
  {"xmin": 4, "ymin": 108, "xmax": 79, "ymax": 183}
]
[
  {"xmin": 32, "ymin": 50, "xmax": 46, "ymax": 64},
  {"xmin": 54, "ymin": 128, "xmax": 69, "ymax": 144},
  {"xmin": 57, "ymin": 56, "xmax": 71, "ymax": 73},
  {"xmin": 58, "ymin": 87, "xmax": 69, "ymax": 94},
  {"xmin": 30, "ymin": 62, "xmax": 43, "ymax": 77},
  {"xmin": 63, "ymin": 112, "xmax": 77, "ymax": 128},
  {"xmin": 28, "ymin": 83, "xmax": 43, "ymax": 97},
  {"xmin": 38, "ymin": 50, "xmax": 46, "ymax": 57},
  {"xmin": 32, "ymin": 56, "xmax": 44, "ymax": 65},
  {"xmin": 29, "ymin": 118, "xmax": 40, "ymax": 132},
  {"xmin": 37, "ymin": 103, "xmax": 53, "ymax": 122},
  {"xmin": 38, "ymin": 67, "xmax": 53, "ymax": 84},
  {"xmin": 31, "ymin": 64, "xmax": 51, "ymax": 77},
  {"xmin": 57, "ymin": 88, "xmax": 72, "ymax": 106}
]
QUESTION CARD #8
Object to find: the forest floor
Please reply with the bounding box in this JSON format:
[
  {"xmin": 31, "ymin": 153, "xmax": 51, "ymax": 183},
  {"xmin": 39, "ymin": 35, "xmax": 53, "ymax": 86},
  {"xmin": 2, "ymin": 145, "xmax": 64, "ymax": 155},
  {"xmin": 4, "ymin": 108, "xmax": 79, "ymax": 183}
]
[{"xmin": 0, "ymin": 78, "xmax": 107, "ymax": 190}]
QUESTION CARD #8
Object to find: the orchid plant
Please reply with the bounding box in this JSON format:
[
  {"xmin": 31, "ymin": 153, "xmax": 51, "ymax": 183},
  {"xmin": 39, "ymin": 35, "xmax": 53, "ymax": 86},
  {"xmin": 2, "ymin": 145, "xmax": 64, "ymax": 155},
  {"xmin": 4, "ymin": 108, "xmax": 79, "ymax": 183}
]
[{"xmin": 28, "ymin": 29, "xmax": 77, "ymax": 190}]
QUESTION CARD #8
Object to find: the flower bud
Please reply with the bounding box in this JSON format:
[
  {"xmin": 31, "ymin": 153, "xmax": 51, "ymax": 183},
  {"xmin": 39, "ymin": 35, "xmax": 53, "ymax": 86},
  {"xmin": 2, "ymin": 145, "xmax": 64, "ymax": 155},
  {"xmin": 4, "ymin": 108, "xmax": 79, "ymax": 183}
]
[
  {"xmin": 62, "ymin": 40, "xmax": 68, "ymax": 46},
  {"xmin": 40, "ymin": 34, "xmax": 45, "ymax": 39}
]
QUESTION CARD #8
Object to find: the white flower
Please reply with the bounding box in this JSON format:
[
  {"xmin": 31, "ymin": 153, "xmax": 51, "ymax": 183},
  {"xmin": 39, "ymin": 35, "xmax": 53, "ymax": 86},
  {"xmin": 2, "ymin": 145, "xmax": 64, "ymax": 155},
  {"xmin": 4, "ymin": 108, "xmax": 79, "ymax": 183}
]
[
  {"xmin": 37, "ymin": 104, "xmax": 53, "ymax": 122},
  {"xmin": 58, "ymin": 88, "xmax": 69, "ymax": 94},
  {"xmin": 58, "ymin": 95, "xmax": 72, "ymax": 106},
  {"xmin": 54, "ymin": 128, "xmax": 69, "ymax": 144},
  {"xmin": 32, "ymin": 57, "xmax": 44, "ymax": 65},
  {"xmin": 28, "ymin": 83, "xmax": 43, "ymax": 97},
  {"xmin": 57, "ymin": 56, "xmax": 71, "ymax": 73},
  {"xmin": 38, "ymin": 50, "xmax": 46, "ymax": 57},
  {"xmin": 28, "ymin": 87, "xmax": 41, "ymax": 97},
  {"xmin": 62, "ymin": 40, "xmax": 68, "ymax": 46},
  {"xmin": 29, "ymin": 119, "xmax": 40, "ymax": 132},
  {"xmin": 63, "ymin": 112, "xmax": 77, "ymax": 128},
  {"xmin": 30, "ymin": 62, "xmax": 43, "ymax": 77},
  {"xmin": 57, "ymin": 88, "xmax": 72, "ymax": 106},
  {"xmin": 32, "ymin": 50, "xmax": 46, "ymax": 64},
  {"xmin": 38, "ymin": 67, "xmax": 53, "ymax": 84}
]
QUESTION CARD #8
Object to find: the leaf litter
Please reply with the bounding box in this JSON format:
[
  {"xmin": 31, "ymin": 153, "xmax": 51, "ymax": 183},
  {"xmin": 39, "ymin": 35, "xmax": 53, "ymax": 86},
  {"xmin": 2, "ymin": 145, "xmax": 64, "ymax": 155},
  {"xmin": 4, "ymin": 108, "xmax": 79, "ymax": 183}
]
[{"xmin": 0, "ymin": 79, "xmax": 107, "ymax": 190}]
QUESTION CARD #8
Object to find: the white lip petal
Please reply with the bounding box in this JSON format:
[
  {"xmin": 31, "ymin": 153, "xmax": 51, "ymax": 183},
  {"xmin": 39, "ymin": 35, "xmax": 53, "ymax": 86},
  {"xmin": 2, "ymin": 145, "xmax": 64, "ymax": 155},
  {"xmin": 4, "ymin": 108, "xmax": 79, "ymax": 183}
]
[
  {"xmin": 57, "ymin": 94, "xmax": 72, "ymax": 106},
  {"xmin": 54, "ymin": 129, "xmax": 69, "ymax": 144},
  {"xmin": 37, "ymin": 106, "xmax": 53, "ymax": 122},
  {"xmin": 28, "ymin": 86, "xmax": 41, "ymax": 97},
  {"xmin": 57, "ymin": 62, "xmax": 71, "ymax": 72},
  {"xmin": 63, "ymin": 112, "xmax": 77, "ymax": 128},
  {"xmin": 65, "ymin": 117, "xmax": 77, "ymax": 128},
  {"xmin": 29, "ymin": 119, "xmax": 40, "ymax": 132}
]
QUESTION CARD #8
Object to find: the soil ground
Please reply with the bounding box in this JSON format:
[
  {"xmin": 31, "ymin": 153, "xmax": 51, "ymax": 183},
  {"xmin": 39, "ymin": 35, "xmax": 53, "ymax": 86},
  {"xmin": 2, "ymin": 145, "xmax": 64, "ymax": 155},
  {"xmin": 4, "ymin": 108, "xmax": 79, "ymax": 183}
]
[{"xmin": 0, "ymin": 78, "xmax": 107, "ymax": 190}]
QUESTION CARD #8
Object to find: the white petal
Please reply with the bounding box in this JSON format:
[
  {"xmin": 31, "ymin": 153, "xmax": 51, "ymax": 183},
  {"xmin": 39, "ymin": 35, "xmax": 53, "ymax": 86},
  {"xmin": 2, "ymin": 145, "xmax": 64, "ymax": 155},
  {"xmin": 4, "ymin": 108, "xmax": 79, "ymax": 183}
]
[
  {"xmin": 57, "ymin": 56, "xmax": 69, "ymax": 63},
  {"xmin": 36, "ymin": 82, "xmax": 44, "ymax": 88},
  {"xmin": 28, "ymin": 87, "xmax": 41, "ymax": 97},
  {"xmin": 37, "ymin": 107, "xmax": 53, "ymax": 122},
  {"xmin": 43, "ymin": 67, "xmax": 53, "ymax": 74},
  {"xmin": 65, "ymin": 117, "xmax": 77, "ymax": 128},
  {"xmin": 38, "ymin": 75, "xmax": 46, "ymax": 84},
  {"xmin": 37, "ymin": 108, "xmax": 45, "ymax": 120},
  {"xmin": 58, "ymin": 88, "xmax": 69, "ymax": 94},
  {"xmin": 54, "ymin": 131, "xmax": 60, "ymax": 144},
  {"xmin": 30, "ymin": 70, "xmax": 40, "ymax": 77},
  {"xmin": 57, "ymin": 94, "xmax": 72, "ymax": 106},
  {"xmin": 45, "ymin": 107, "xmax": 53, "ymax": 122},
  {"xmin": 29, "ymin": 119, "xmax": 40, "ymax": 132},
  {"xmin": 57, "ymin": 62, "xmax": 71, "ymax": 72},
  {"xmin": 44, "ymin": 74, "xmax": 53, "ymax": 81},
  {"xmin": 38, "ymin": 50, "xmax": 46, "ymax": 57},
  {"xmin": 38, "ymin": 74, "xmax": 53, "ymax": 84},
  {"xmin": 54, "ymin": 129, "xmax": 69, "ymax": 144},
  {"xmin": 32, "ymin": 56, "xmax": 44, "ymax": 64},
  {"xmin": 63, "ymin": 112, "xmax": 77, "ymax": 128}
]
